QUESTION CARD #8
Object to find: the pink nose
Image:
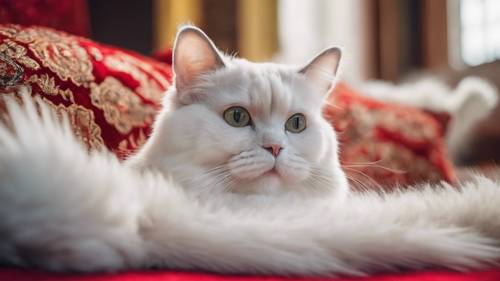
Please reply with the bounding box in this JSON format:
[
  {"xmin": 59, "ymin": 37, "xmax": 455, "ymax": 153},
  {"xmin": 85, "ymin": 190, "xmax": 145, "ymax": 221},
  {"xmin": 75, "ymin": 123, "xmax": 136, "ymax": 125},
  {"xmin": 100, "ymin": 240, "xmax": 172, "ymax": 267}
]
[{"xmin": 263, "ymin": 144, "xmax": 282, "ymax": 157}]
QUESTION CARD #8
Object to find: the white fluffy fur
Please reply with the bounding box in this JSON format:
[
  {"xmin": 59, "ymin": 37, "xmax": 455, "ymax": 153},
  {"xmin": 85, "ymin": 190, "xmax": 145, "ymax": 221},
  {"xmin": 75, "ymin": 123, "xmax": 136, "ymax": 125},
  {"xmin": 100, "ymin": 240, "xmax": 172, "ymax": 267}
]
[
  {"xmin": 2, "ymin": 27, "xmax": 500, "ymax": 276},
  {"xmin": 359, "ymin": 78, "xmax": 499, "ymax": 162},
  {"xmin": 2, "ymin": 91, "xmax": 500, "ymax": 276}
]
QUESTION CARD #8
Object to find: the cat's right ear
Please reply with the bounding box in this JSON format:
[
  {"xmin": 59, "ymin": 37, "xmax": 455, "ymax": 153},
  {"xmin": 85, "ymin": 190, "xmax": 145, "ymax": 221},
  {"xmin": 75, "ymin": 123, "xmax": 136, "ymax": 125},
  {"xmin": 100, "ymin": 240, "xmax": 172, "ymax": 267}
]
[
  {"xmin": 299, "ymin": 47, "xmax": 342, "ymax": 96},
  {"xmin": 172, "ymin": 26, "xmax": 225, "ymax": 96}
]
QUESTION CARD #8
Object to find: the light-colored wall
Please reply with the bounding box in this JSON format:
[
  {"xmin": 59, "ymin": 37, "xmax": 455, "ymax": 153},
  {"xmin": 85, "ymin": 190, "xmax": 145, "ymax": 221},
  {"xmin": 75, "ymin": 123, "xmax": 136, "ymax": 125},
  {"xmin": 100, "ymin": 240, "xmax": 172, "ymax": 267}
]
[{"xmin": 275, "ymin": 0, "xmax": 377, "ymax": 83}]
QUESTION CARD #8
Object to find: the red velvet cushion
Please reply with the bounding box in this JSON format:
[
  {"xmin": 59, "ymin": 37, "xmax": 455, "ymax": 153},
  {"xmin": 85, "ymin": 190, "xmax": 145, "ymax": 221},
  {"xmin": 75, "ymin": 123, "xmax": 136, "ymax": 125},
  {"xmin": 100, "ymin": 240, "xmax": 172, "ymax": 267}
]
[
  {"xmin": 0, "ymin": 24, "xmax": 172, "ymax": 159},
  {"xmin": 325, "ymin": 83, "xmax": 456, "ymax": 190}
]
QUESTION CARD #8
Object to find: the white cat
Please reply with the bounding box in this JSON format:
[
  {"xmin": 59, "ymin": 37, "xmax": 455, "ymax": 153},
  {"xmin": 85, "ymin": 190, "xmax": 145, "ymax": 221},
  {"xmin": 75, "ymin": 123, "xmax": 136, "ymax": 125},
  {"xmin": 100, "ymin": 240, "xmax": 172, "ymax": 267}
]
[
  {"xmin": 126, "ymin": 26, "xmax": 348, "ymax": 198},
  {"xmin": 1, "ymin": 26, "xmax": 500, "ymax": 277}
]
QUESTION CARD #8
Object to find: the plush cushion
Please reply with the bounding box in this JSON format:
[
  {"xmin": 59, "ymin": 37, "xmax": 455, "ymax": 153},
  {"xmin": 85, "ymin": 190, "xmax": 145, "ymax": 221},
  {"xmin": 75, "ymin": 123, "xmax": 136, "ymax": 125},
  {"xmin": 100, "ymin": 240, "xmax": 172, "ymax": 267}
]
[
  {"xmin": 0, "ymin": 24, "xmax": 172, "ymax": 159},
  {"xmin": 325, "ymin": 83, "xmax": 456, "ymax": 190}
]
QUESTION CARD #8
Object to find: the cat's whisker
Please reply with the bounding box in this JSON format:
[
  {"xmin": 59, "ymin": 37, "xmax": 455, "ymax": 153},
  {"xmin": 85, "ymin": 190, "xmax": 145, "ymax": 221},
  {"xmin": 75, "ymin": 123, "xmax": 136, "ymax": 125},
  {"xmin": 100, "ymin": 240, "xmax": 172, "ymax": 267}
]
[
  {"xmin": 342, "ymin": 161, "xmax": 406, "ymax": 174},
  {"xmin": 180, "ymin": 165, "xmax": 233, "ymax": 195},
  {"xmin": 190, "ymin": 164, "xmax": 233, "ymax": 194},
  {"xmin": 322, "ymin": 100, "xmax": 342, "ymax": 110},
  {"xmin": 306, "ymin": 175, "xmax": 333, "ymax": 194},
  {"xmin": 307, "ymin": 168, "xmax": 336, "ymax": 192},
  {"xmin": 346, "ymin": 175, "xmax": 371, "ymax": 192},
  {"xmin": 202, "ymin": 174, "xmax": 231, "ymax": 194},
  {"xmin": 178, "ymin": 165, "xmax": 228, "ymax": 184},
  {"xmin": 343, "ymin": 167, "xmax": 385, "ymax": 191},
  {"xmin": 304, "ymin": 177, "xmax": 327, "ymax": 193},
  {"xmin": 212, "ymin": 172, "xmax": 234, "ymax": 193},
  {"xmin": 222, "ymin": 177, "xmax": 237, "ymax": 193}
]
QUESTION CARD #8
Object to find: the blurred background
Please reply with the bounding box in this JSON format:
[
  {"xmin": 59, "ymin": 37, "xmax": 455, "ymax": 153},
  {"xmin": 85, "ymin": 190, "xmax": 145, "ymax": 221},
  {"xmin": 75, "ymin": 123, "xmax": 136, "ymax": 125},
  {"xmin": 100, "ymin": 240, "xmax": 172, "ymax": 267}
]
[
  {"xmin": 2, "ymin": 0, "xmax": 499, "ymax": 85},
  {"xmin": 68, "ymin": 0, "xmax": 500, "ymax": 86},
  {"xmin": 1, "ymin": 0, "xmax": 500, "ymax": 165}
]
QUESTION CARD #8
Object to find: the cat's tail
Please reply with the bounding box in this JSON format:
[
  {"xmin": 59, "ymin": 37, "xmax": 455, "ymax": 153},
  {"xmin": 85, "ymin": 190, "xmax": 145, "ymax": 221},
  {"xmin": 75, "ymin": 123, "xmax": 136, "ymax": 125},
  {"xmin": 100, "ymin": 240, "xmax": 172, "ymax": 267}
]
[
  {"xmin": 1, "ymin": 89, "xmax": 500, "ymax": 276},
  {"xmin": 0, "ymin": 88, "xmax": 149, "ymax": 271}
]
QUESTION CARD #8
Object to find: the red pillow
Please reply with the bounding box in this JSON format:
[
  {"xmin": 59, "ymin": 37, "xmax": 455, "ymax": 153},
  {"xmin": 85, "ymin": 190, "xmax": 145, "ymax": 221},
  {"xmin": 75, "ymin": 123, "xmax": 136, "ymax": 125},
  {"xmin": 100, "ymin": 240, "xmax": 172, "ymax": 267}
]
[
  {"xmin": 0, "ymin": 24, "xmax": 172, "ymax": 158},
  {"xmin": 325, "ymin": 83, "xmax": 456, "ymax": 190}
]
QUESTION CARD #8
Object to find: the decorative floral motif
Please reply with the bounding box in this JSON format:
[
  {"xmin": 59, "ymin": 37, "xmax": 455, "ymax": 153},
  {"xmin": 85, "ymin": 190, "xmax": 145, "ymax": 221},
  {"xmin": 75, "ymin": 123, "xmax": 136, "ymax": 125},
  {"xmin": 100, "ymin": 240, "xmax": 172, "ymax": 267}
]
[
  {"xmin": 88, "ymin": 46, "xmax": 103, "ymax": 62},
  {"xmin": 1, "ymin": 25, "xmax": 171, "ymax": 158},
  {"xmin": 90, "ymin": 77, "xmax": 157, "ymax": 134},
  {"xmin": 0, "ymin": 39, "xmax": 39, "ymax": 70},
  {"xmin": 116, "ymin": 129, "xmax": 148, "ymax": 158},
  {"xmin": 27, "ymin": 74, "xmax": 74, "ymax": 102},
  {"xmin": 104, "ymin": 54, "xmax": 167, "ymax": 103},
  {"xmin": 41, "ymin": 97, "xmax": 104, "ymax": 150},
  {"xmin": 30, "ymin": 35, "xmax": 93, "ymax": 86},
  {"xmin": 0, "ymin": 91, "xmax": 103, "ymax": 151},
  {"xmin": 0, "ymin": 25, "xmax": 20, "ymax": 39},
  {"xmin": 0, "ymin": 52, "xmax": 23, "ymax": 87},
  {"xmin": 326, "ymin": 83, "xmax": 455, "ymax": 190},
  {"xmin": 0, "ymin": 26, "xmax": 94, "ymax": 86}
]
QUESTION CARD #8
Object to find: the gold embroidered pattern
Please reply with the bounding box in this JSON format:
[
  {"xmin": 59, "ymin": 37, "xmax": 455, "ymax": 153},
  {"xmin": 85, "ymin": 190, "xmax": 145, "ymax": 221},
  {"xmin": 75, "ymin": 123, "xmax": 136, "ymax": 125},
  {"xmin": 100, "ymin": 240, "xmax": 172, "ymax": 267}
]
[
  {"xmin": 0, "ymin": 52, "xmax": 23, "ymax": 87},
  {"xmin": 0, "ymin": 26, "xmax": 94, "ymax": 86},
  {"xmin": 27, "ymin": 74, "xmax": 75, "ymax": 102},
  {"xmin": 0, "ymin": 40, "xmax": 40, "ymax": 70},
  {"xmin": 30, "ymin": 36, "xmax": 94, "ymax": 86},
  {"xmin": 41, "ymin": 97, "xmax": 104, "ymax": 150},
  {"xmin": 0, "ymin": 91, "xmax": 103, "ymax": 151},
  {"xmin": 0, "ymin": 25, "xmax": 21, "ymax": 39},
  {"xmin": 104, "ymin": 54, "xmax": 167, "ymax": 103},
  {"xmin": 116, "ymin": 129, "xmax": 147, "ymax": 156},
  {"xmin": 89, "ymin": 47, "xmax": 103, "ymax": 61},
  {"xmin": 90, "ymin": 77, "xmax": 157, "ymax": 134}
]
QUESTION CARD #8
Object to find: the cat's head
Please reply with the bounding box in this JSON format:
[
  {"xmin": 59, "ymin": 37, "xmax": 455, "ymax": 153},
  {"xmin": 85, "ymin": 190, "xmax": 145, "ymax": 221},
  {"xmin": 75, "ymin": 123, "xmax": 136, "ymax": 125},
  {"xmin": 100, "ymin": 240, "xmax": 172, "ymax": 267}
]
[{"xmin": 133, "ymin": 26, "xmax": 347, "ymax": 196}]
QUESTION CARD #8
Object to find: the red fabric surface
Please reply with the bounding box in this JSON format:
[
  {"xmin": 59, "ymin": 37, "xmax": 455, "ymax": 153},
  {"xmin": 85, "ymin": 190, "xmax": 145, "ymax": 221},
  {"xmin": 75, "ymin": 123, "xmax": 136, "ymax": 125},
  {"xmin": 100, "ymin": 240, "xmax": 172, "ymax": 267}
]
[
  {"xmin": 0, "ymin": 24, "xmax": 172, "ymax": 159},
  {"xmin": 152, "ymin": 49, "xmax": 173, "ymax": 65},
  {"xmin": 325, "ymin": 83, "xmax": 456, "ymax": 190},
  {"xmin": 2, "ymin": 268, "xmax": 500, "ymax": 281},
  {"xmin": 0, "ymin": 0, "xmax": 90, "ymax": 37}
]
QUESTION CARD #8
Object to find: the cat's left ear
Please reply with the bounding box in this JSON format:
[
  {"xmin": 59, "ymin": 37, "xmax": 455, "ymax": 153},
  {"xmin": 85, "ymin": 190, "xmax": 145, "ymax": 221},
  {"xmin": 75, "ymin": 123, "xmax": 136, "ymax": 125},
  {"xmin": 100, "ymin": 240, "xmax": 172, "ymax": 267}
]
[
  {"xmin": 173, "ymin": 26, "xmax": 225, "ymax": 94},
  {"xmin": 299, "ymin": 47, "xmax": 342, "ymax": 95}
]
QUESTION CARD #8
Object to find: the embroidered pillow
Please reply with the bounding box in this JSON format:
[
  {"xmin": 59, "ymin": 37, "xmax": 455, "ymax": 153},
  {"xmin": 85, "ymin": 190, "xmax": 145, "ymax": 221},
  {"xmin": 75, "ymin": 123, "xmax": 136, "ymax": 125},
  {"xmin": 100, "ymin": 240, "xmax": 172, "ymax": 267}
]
[
  {"xmin": 325, "ymin": 83, "xmax": 456, "ymax": 190},
  {"xmin": 0, "ymin": 24, "xmax": 172, "ymax": 158}
]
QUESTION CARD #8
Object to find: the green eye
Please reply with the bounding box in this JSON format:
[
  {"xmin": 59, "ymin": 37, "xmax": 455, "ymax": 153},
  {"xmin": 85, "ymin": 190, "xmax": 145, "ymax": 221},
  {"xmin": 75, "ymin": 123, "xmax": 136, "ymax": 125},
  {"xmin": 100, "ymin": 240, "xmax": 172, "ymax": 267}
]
[
  {"xmin": 223, "ymin": 106, "xmax": 251, "ymax": 127},
  {"xmin": 285, "ymin": 113, "xmax": 306, "ymax": 133}
]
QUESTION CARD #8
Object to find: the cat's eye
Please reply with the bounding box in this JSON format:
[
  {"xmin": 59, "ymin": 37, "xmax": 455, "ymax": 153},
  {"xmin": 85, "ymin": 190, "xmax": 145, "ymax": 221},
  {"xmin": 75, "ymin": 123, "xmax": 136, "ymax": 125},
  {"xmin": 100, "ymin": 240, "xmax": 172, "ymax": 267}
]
[
  {"xmin": 223, "ymin": 106, "xmax": 251, "ymax": 127},
  {"xmin": 285, "ymin": 113, "xmax": 306, "ymax": 133}
]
